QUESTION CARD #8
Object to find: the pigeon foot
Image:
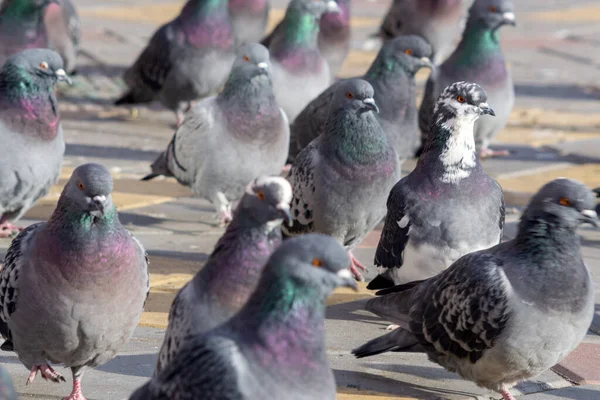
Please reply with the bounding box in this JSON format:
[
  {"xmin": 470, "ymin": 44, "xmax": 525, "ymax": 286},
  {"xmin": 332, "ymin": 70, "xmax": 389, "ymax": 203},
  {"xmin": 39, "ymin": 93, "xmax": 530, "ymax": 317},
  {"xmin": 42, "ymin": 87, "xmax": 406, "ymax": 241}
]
[
  {"xmin": 26, "ymin": 364, "xmax": 65, "ymax": 385},
  {"xmin": 479, "ymin": 148, "xmax": 510, "ymax": 159},
  {"xmin": 217, "ymin": 209, "xmax": 233, "ymax": 227},
  {"xmin": 349, "ymin": 252, "xmax": 367, "ymax": 281},
  {"xmin": 385, "ymin": 324, "xmax": 400, "ymax": 331},
  {"xmin": 63, "ymin": 377, "xmax": 87, "ymax": 400},
  {"xmin": 500, "ymin": 388, "xmax": 516, "ymax": 400},
  {"xmin": 0, "ymin": 222, "xmax": 22, "ymax": 238}
]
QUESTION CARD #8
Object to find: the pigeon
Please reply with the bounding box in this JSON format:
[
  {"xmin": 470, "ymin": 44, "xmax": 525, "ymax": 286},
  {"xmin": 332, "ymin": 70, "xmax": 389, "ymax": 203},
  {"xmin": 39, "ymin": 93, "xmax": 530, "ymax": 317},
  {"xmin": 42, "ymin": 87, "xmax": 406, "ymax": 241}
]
[
  {"xmin": 0, "ymin": 49, "xmax": 70, "ymax": 237},
  {"xmin": 290, "ymin": 35, "xmax": 433, "ymax": 164},
  {"xmin": 318, "ymin": 0, "xmax": 351, "ymax": 79},
  {"xmin": 261, "ymin": 0, "xmax": 340, "ymax": 123},
  {"xmin": 418, "ymin": 0, "xmax": 516, "ymax": 158},
  {"xmin": 283, "ymin": 79, "xmax": 401, "ymax": 281},
  {"xmin": 228, "ymin": 0, "xmax": 270, "ymax": 45},
  {"xmin": 0, "ymin": 0, "xmax": 55, "ymax": 65},
  {"xmin": 377, "ymin": 0, "xmax": 474, "ymax": 65},
  {"xmin": 131, "ymin": 234, "xmax": 357, "ymax": 400},
  {"xmin": 0, "ymin": 163, "xmax": 150, "ymax": 400},
  {"xmin": 368, "ymin": 81, "xmax": 504, "ymax": 290},
  {"xmin": 115, "ymin": 0, "xmax": 235, "ymax": 125},
  {"xmin": 0, "ymin": 365, "xmax": 17, "ymax": 400},
  {"xmin": 154, "ymin": 176, "xmax": 292, "ymax": 374},
  {"xmin": 141, "ymin": 43, "xmax": 290, "ymax": 226},
  {"xmin": 44, "ymin": 0, "xmax": 80, "ymax": 74},
  {"xmin": 353, "ymin": 178, "xmax": 598, "ymax": 400}
]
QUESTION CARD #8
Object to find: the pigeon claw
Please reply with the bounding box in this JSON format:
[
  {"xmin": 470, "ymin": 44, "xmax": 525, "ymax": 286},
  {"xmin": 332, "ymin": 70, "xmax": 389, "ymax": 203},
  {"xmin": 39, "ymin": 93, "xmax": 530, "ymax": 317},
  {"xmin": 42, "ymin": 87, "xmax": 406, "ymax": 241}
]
[
  {"xmin": 479, "ymin": 148, "xmax": 510, "ymax": 159},
  {"xmin": 0, "ymin": 222, "xmax": 23, "ymax": 238},
  {"xmin": 26, "ymin": 364, "xmax": 65, "ymax": 385},
  {"xmin": 349, "ymin": 252, "xmax": 367, "ymax": 282}
]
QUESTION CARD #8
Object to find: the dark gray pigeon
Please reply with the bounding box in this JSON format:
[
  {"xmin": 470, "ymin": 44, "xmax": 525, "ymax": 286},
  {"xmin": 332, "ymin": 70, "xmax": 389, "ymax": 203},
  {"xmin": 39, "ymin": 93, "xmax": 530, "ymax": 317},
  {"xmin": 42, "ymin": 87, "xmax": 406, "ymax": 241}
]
[
  {"xmin": 0, "ymin": 364, "xmax": 17, "ymax": 400},
  {"xmin": 368, "ymin": 81, "xmax": 504, "ymax": 291},
  {"xmin": 155, "ymin": 176, "xmax": 292, "ymax": 374},
  {"xmin": 44, "ymin": 0, "xmax": 80, "ymax": 74},
  {"xmin": 318, "ymin": 0, "xmax": 351, "ymax": 79},
  {"xmin": 377, "ymin": 0, "xmax": 474, "ymax": 64},
  {"xmin": 418, "ymin": 0, "xmax": 516, "ymax": 158},
  {"xmin": 283, "ymin": 79, "xmax": 401, "ymax": 281},
  {"xmin": 0, "ymin": 49, "xmax": 69, "ymax": 237},
  {"xmin": 131, "ymin": 234, "xmax": 356, "ymax": 400},
  {"xmin": 141, "ymin": 43, "xmax": 290, "ymax": 226},
  {"xmin": 115, "ymin": 0, "xmax": 235, "ymax": 125},
  {"xmin": 0, "ymin": 163, "xmax": 150, "ymax": 400},
  {"xmin": 228, "ymin": 0, "xmax": 270, "ymax": 45},
  {"xmin": 353, "ymin": 178, "xmax": 597, "ymax": 400},
  {"xmin": 290, "ymin": 35, "xmax": 433, "ymax": 164},
  {"xmin": 0, "ymin": 0, "xmax": 54, "ymax": 65},
  {"xmin": 261, "ymin": 0, "xmax": 340, "ymax": 123}
]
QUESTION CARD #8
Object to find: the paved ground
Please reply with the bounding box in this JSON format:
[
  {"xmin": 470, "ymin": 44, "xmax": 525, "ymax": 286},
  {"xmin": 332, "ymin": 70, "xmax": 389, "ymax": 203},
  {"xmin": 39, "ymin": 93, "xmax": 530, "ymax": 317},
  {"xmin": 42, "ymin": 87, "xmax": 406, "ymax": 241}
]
[{"xmin": 1, "ymin": 0, "xmax": 600, "ymax": 398}]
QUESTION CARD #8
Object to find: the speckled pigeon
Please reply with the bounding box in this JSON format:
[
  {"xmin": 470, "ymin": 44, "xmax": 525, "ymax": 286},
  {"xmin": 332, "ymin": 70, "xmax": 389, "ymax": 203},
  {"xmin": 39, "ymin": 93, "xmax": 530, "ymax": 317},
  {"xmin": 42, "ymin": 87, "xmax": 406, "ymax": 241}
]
[
  {"xmin": 290, "ymin": 35, "xmax": 433, "ymax": 164},
  {"xmin": 154, "ymin": 176, "xmax": 292, "ymax": 374},
  {"xmin": 0, "ymin": 163, "xmax": 150, "ymax": 400},
  {"xmin": 141, "ymin": 43, "xmax": 290, "ymax": 226},
  {"xmin": 419, "ymin": 0, "xmax": 516, "ymax": 158},
  {"xmin": 368, "ymin": 82, "xmax": 504, "ymax": 290},
  {"xmin": 131, "ymin": 234, "xmax": 356, "ymax": 400},
  {"xmin": 0, "ymin": 0, "xmax": 55, "ymax": 65},
  {"xmin": 44, "ymin": 0, "xmax": 80, "ymax": 74},
  {"xmin": 354, "ymin": 178, "xmax": 597, "ymax": 400},
  {"xmin": 283, "ymin": 79, "xmax": 401, "ymax": 281},
  {"xmin": 0, "ymin": 49, "xmax": 69, "ymax": 237},
  {"xmin": 377, "ymin": 0, "xmax": 474, "ymax": 65},
  {"xmin": 228, "ymin": 0, "xmax": 269, "ymax": 45},
  {"xmin": 261, "ymin": 0, "xmax": 340, "ymax": 123},
  {"xmin": 115, "ymin": 0, "xmax": 235, "ymax": 125},
  {"xmin": 318, "ymin": 0, "xmax": 351, "ymax": 79}
]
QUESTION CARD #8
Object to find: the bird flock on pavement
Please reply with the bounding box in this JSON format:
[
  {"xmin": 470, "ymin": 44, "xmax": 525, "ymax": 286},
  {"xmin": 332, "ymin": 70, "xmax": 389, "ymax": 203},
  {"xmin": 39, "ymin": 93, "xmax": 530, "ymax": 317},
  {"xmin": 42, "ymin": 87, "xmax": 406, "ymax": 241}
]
[{"xmin": 0, "ymin": 0, "xmax": 596, "ymax": 400}]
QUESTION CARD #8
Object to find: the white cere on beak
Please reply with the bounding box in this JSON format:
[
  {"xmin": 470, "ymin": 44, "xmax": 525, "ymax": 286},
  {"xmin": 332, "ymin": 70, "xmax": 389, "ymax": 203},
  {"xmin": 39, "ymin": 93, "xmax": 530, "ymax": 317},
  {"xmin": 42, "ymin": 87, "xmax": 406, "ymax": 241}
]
[
  {"xmin": 93, "ymin": 195, "xmax": 106, "ymax": 203},
  {"xmin": 336, "ymin": 269, "xmax": 353, "ymax": 280},
  {"xmin": 257, "ymin": 62, "xmax": 269, "ymax": 70},
  {"xmin": 363, "ymin": 98, "xmax": 376, "ymax": 106},
  {"xmin": 582, "ymin": 210, "xmax": 598, "ymax": 219},
  {"xmin": 503, "ymin": 12, "xmax": 515, "ymax": 22},
  {"xmin": 326, "ymin": 0, "xmax": 341, "ymax": 13},
  {"xmin": 56, "ymin": 69, "xmax": 66, "ymax": 77}
]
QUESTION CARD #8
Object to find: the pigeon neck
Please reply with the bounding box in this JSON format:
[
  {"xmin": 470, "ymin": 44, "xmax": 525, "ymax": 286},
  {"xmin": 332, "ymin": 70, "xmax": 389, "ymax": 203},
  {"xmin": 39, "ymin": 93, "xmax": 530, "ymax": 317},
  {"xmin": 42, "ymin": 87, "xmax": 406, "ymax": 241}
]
[
  {"xmin": 0, "ymin": 0, "xmax": 45, "ymax": 23},
  {"xmin": 278, "ymin": 10, "xmax": 320, "ymax": 49},
  {"xmin": 366, "ymin": 66, "xmax": 415, "ymax": 123},
  {"xmin": 516, "ymin": 215, "xmax": 582, "ymax": 253},
  {"xmin": 450, "ymin": 20, "xmax": 502, "ymax": 66},
  {"xmin": 320, "ymin": 1, "xmax": 350, "ymax": 31},
  {"xmin": 228, "ymin": 0, "xmax": 267, "ymax": 13},
  {"xmin": 365, "ymin": 54, "xmax": 416, "ymax": 81},
  {"xmin": 180, "ymin": 0, "xmax": 233, "ymax": 48},
  {"xmin": 417, "ymin": 0, "xmax": 461, "ymax": 16}
]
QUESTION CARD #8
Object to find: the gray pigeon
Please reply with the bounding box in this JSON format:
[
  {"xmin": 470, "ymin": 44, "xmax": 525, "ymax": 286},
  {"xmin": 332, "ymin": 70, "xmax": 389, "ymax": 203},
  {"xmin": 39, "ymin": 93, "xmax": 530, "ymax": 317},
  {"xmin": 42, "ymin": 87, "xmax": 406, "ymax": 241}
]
[
  {"xmin": 353, "ymin": 178, "xmax": 597, "ymax": 400},
  {"xmin": 290, "ymin": 35, "xmax": 433, "ymax": 164},
  {"xmin": 368, "ymin": 81, "xmax": 504, "ymax": 290},
  {"xmin": 44, "ymin": 0, "xmax": 80, "ymax": 74},
  {"xmin": 115, "ymin": 0, "xmax": 235, "ymax": 125},
  {"xmin": 418, "ymin": 0, "xmax": 516, "ymax": 158},
  {"xmin": 228, "ymin": 0, "xmax": 270, "ymax": 45},
  {"xmin": 0, "ymin": 49, "xmax": 69, "ymax": 237},
  {"xmin": 0, "ymin": 365, "xmax": 17, "ymax": 400},
  {"xmin": 318, "ymin": 0, "xmax": 351, "ymax": 79},
  {"xmin": 131, "ymin": 234, "xmax": 357, "ymax": 400},
  {"xmin": 0, "ymin": 0, "xmax": 54, "ymax": 65},
  {"xmin": 378, "ymin": 0, "xmax": 474, "ymax": 64},
  {"xmin": 261, "ymin": 0, "xmax": 340, "ymax": 123},
  {"xmin": 283, "ymin": 79, "xmax": 401, "ymax": 281},
  {"xmin": 141, "ymin": 43, "xmax": 290, "ymax": 226},
  {"xmin": 155, "ymin": 176, "xmax": 292, "ymax": 374},
  {"xmin": 0, "ymin": 163, "xmax": 150, "ymax": 400}
]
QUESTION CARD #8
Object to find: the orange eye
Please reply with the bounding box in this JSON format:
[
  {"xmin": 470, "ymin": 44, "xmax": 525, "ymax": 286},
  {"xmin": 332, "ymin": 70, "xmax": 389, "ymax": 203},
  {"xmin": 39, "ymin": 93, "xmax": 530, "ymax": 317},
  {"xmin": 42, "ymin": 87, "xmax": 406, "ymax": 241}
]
[
  {"xmin": 243, "ymin": 55, "xmax": 250, "ymax": 62},
  {"xmin": 489, "ymin": 5, "xmax": 497, "ymax": 12},
  {"xmin": 78, "ymin": 182, "xmax": 84, "ymax": 190},
  {"xmin": 457, "ymin": 96, "xmax": 466, "ymax": 103},
  {"xmin": 559, "ymin": 197, "xmax": 572, "ymax": 206},
  {"xmin": 257, "ymin": 190, "xmax": 265, "ymax": 200},
  {"xmin": 346, "ymin": 92, "xmax": 354, "ymax": 99},
  {"xmin": 312, "ymin": 258, "xmax": 323, "ymax": 267},
  {"xmin": 405, "ymin": 49, "xmax": 413, "ymax": 56},
  {"xmin": 40, "ymin": 61, "xmax": 48, "ymax": 70}
]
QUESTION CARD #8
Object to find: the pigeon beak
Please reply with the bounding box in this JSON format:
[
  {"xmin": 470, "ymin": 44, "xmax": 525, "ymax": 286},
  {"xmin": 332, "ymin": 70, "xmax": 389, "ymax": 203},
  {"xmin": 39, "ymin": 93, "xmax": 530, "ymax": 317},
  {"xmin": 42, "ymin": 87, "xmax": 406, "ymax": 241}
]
[
  {"xmin": 257, "ymin": 62, "xmax": 269, "ymax": 71},
  {"xmin": 479, "ymin": 103, "xmax": 495, "ymax": 116},
  {"xmin": 337, "ymin": 269, "xmax": 358, "ymax": 291},
  {"xmin": 362, "ymin": 98, "xmax": 379, "ymax": 114},
  {"xmin": 277, "ymin": 205, "xmax": 293, "ymax": 226},
  {"xmin": 55, "ymin": 68, "xmax": 72, "ymax": 85},
  {"xmin": 419, "ymin": 57, "xmax": 433, "ymax": 69},
  {"xmin": 92, "ymin": 195, "xmax": 108, "ymax": 216},
  {"xmin": 502, "ymin": 12, "xmax": 517, "ymax": 26},
  {"xmin": 326, "ymin": 0, "xmax": 341, "ymax": 14},
  {"xmin": 581, "ymin": 209, "xmax": 600, "ymax": 228}
]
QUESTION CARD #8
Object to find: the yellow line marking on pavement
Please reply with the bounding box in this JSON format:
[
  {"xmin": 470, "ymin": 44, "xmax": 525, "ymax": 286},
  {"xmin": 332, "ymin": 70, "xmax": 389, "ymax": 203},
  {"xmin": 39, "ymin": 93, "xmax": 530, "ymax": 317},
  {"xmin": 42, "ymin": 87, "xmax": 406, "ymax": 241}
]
[
  {"xmin": 338, "ymin": 389, "xmax": 417, "ymax": 399},
  {"xmin": 530, "ymin": 5, "xmax": 600, "ymax": 22},
  {"xmin": 496, "ymin": 126, "xmax": 600, "ymax": 147},
  {"xmin": 510, "ymin": 108, "xmax": 600, "ymax": 130}
]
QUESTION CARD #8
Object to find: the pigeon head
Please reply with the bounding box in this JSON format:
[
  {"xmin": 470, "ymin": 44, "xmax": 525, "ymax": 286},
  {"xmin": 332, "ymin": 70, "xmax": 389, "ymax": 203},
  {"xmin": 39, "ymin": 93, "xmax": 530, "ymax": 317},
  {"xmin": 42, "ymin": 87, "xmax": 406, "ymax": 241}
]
[
  {"xmin": 378, "ymin": 35, "xmax": 433, "ymax": 74},
  {"xmin": 521, "ymin": 179, "xmax": 599, "ymax": 231},
  {"xmin": 320, "ymin": 0, "xmax": 349, "ymax": 29},
  {"xmin": 470, "ymin": 0, "xmax": 516, "ymax": 35},
  {"xmin": 294, "ymin": 0, "xmax": 340, "ymax": 17},
  {"xmin": 333, "ymin": 78, "xmax": 379, "ymax": 115},
  {"xmin": 434, "ymin": 81, "xmax": 495, "ymax": 125},
  {"xmin": 62, "ymin": 163, "xmax": 114, "ymax": 219},
  {"xmin": 0, "ymin": 48, "xmax": 71, "ymax": 91},
  {"xmin": 232, "ymin": 43, "xmax": 271, "ymax": 79},
  {"xmin": 267, "ymin": 234, "xmax": 357, "ymax": 294},
  {"xmin": 238, "ymin": 176, "xmax": 293, "ymax": 227}
]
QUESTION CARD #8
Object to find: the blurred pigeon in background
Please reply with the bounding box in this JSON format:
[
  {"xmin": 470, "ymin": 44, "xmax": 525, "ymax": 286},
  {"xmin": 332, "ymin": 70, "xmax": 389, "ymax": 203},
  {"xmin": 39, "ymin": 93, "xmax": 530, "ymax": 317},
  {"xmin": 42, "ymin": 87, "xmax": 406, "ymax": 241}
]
[
  {"xmin": 44, "ymin": 0, "xmax": 80, "ymax": 74},
  {"xmin": 229, "ymin": 0, "xmax": 270, "ymax": 45},
  {"xmin": 318, "ymin": 0, "xmax": 351, "ymax": 79}
]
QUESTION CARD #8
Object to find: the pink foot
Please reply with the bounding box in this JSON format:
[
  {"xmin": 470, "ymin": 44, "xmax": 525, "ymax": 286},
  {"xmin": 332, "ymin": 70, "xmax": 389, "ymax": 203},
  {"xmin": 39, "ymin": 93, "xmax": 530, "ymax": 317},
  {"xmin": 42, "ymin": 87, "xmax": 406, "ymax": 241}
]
[
  {"xmin": 479, "ymin": 148, "xmax": 510, "ymax": 159},
  {"xmin": 176, "ymin": 111, "xmax": 185, "ymax": 127},
  {"xmin": 500, "ymin": 388, "xmax": 516, "ymax": 400},
  {"xmin": 281, "ymin": 164, "xmax": 292, "ymax": 176},
  {"xmin": 63, "ymin": 377, "xmax": 87, "ymax": 400},
  {"xmin": 349, "ymin": 252, "xmax": 367, "ymax": 281},
  {"xmin": 218, "ymin": 210, "xmax": 233, "ymax": 227},
  {"xmin": 0, "ymin": 222, "xmax": 22, "ymax": 238},
  {"xmin": 26, "ymin": 364, "xmax": 65, "ymax": 385}
]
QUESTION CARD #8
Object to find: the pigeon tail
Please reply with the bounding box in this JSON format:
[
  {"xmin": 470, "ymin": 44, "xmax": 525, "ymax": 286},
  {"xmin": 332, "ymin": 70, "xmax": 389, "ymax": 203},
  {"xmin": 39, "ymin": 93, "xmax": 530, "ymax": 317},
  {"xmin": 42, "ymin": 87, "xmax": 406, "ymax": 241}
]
[
  {"xmin": 352, "ymin": 328, "xmax": 419, "ymax": 358},
  {"xmin": 114, "ymin": 89, "xmax": 153, "ymax": 106},
  {"xmin": 141, "ymin": 150, "xmax": 174, "ymax": 181},
  {"xmin": 366, "ymin": 273, "xmax": 395, "ymax": 290}
]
